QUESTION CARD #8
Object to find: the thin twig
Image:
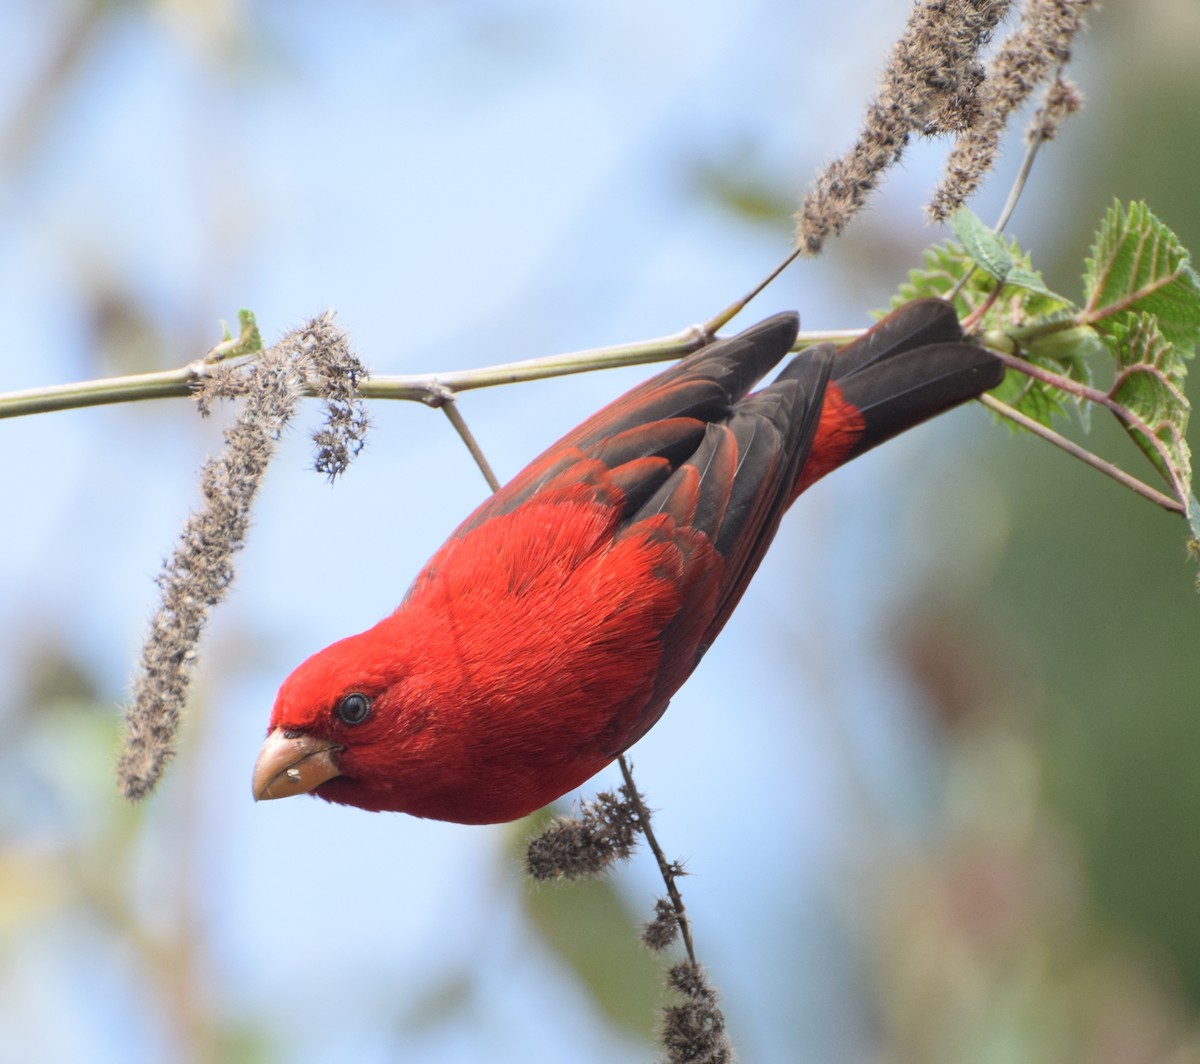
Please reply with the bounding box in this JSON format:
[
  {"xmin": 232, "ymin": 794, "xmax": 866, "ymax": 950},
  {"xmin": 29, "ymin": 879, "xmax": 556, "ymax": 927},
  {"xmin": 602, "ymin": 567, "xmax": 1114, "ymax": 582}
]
[
  {"xmin": 704, "ymin": 247, "xmax": 803, "ymax": 335},
  {"xmin": 978, "ymin": 393, "xmax": 1184, "ymax": 514},
  {"xmin": 945, "ymin": 265, "xmax": 977, "ymax": 307},
  {"xmin": 960, "ymin": 282, "xmax": 1006, "ymax": 333},
  {"xmin": 617, "ymin": 754, "xmax": 697, "ymax": 967},
  {"xmin": 993, "ymin": 119, "xmax": 1044, "ymax": 235},
  {"xmin": 950, "ymin": 68, "xmax": 1082, "ymax": 305},
  {"xmin": 436, "ymin": 391, "xmax": 502, "ymax": 492},
  {"xmin": 944, "ymin": 135, "xmax": 1043, "ymax": 304},
  {"xmin": 990, "ymin": 347, "xmax": 1189, "ymax": 501},
  {"xmin": 991, "ymin": 348, "xmax": 1158, "ymax": 433},
  {"xmin": 397, "ymin": 328, "xmax": 709, "ymax": 394}
]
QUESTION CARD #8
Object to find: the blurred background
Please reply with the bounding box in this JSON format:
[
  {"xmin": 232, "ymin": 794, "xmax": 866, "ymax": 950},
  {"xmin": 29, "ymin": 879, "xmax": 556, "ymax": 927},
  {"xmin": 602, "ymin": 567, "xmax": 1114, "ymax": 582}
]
[{"xmin": 1, "ymin": 1, "xmax": 1199, "ymax": 1062}]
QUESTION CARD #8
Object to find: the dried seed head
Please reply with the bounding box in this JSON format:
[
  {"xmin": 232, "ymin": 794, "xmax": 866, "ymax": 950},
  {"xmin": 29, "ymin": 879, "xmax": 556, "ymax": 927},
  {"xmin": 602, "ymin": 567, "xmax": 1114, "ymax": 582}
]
[
  {"xmin": 302, "ymin": 311, "xmax": 369, "ymax": 479},
  {"xmin": 643, "ymin": 897, "xmax": 681, "ymax": 952},
  {"xmin": 659, "ymin": 962, "xmax": 734, "ymax": 1064},
  {"xmin": 1026, "ymin": 72, "xmax": 1083, "ymax": 145},
  {"xmin": 117, "ymin": 313, "xmax": 362, "ymax": 800},
  {"xmin": 525, "ymin": 788, "xmax": 641, "ymax": 880},
  {"xmin": 928, "ymin": 0, "xmax": 1096, "ymax": 221},
  {"xmin": 795, "ymin": 0, "xmax": 1011, "ymax": 254}
]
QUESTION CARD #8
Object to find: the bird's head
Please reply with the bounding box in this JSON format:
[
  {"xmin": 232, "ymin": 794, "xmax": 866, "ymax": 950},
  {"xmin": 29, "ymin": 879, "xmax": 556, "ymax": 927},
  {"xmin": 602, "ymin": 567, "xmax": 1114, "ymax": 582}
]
[{"xmin": 252, "ymin": 619, "xmax": 439, "ymax": 814}]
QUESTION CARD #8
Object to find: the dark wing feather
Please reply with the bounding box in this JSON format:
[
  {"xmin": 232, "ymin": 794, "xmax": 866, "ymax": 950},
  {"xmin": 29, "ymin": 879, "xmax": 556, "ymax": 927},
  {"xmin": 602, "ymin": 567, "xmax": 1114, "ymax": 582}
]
[
  {"xmin": 704, "ymin": 348, "xmax": 834, "ymax": 642},
  {"xmin": 606, "ymin": 341, "xmax": 835, "ymax": 751},
  {"xmin": 455, "ymin": 313, "xmax": 802, "ymax": 532},
  {"xmin": 566, "ymin": 314, "xmax": 804, "ymax": 450}
]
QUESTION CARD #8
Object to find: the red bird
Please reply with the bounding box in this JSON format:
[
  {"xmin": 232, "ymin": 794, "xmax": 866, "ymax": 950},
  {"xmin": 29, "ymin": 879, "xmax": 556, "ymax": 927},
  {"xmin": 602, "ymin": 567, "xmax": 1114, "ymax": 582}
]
[{"xmin": 253, "ymin": 299, "xmax": 1002, "ymax": 823}]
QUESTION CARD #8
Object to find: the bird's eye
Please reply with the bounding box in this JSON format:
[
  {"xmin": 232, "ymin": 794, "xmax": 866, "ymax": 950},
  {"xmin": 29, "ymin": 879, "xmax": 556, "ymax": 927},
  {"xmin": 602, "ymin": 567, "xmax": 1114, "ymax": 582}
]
[{"xmin": 336, "ymin": 692, "xmax": 371, "ymax": 725}]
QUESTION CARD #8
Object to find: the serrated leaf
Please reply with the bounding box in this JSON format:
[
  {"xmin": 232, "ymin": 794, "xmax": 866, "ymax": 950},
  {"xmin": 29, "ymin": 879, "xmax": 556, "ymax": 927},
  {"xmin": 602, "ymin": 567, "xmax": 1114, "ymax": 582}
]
[
  {"xmin": 1027, "ymin": 324, "xmax": 1110, "ymax": 367},
  {"xmin": 910, "ymin": 202, "xmax": 1200, "ymax": 580},
  {"xmin": 1188, "ymin": 498, "xmax": 1200, "ymax": 565},
  {"xmin": 896, "ymin": 235, "xmax": 1087, "ymax": 430},
  {"xmin": 949, "ymin": 207, "xmax": 1016, "ymax": 281},
  {"xmin": 989, "ymin": 364, "xmax": 1070, "ymax": 429},
  {"xmin": 1109, "ymin": 313, "xmax": 1193, "ymax": 507},
  {"xmin": 893, "ymin": 241, "xmax": 992, "ymax": 319},
  {"xmin": 948, "ymin": 207, "xmax": 1065, "ymax": 300},
  {"xmin": 1005, "ymin": 266, "xmax": 1059, "ymax": 298},
  {"xmin": 1084, "ymin": 201, "xmax": 1200, "ymax": 349}
]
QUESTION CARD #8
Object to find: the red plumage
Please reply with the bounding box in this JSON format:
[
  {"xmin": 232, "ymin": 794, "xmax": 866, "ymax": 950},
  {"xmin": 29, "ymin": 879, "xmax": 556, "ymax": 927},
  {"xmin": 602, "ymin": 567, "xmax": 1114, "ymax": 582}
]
[{"xmin": 254, "ymin": 299, "xmax": 1003, "ymax": 823}]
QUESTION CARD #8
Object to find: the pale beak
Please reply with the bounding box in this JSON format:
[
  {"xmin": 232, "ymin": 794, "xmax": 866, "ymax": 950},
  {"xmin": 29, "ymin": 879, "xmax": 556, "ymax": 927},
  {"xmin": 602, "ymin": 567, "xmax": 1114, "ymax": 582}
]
[{"xmin": 253, "ymin": 728, "xmax": 343, "ymax": 801}]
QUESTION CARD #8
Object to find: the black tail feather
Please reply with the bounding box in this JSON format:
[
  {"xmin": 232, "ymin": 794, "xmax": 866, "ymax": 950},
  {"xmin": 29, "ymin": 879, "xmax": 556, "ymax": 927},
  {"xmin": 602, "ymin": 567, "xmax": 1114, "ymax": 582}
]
[
  {"xmin": 832, "ymin": 298, "xmax": 964, "ymax": 382},
  {"xmin": 837, "ymin": 339, "xmax": 1005, "ymax": 460}
]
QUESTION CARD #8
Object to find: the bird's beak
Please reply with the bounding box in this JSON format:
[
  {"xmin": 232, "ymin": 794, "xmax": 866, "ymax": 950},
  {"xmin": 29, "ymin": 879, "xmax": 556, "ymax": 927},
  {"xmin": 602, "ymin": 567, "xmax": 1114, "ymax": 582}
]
[{"xmin": 253, "ymin": 728, "xmax": 343, "ymax": 801}]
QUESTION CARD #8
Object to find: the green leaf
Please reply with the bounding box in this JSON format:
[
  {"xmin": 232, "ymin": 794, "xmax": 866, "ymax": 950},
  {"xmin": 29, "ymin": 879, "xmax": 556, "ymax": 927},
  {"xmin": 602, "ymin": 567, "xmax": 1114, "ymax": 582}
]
[
  {"xmin": 1109, "ymin": 313, "xmax": 1194, "ymax": 505},
  {"xmin": 949, "ymin": 207, "xmax": 1016, "ymax": 282},
  {"xmin": 1005, "ymin": 265, "xmax": 1058, "ymax": 297},
  {"xmin": 235, "ymin": 308, "xmax": 263, "ymax": 353},
  {"xmin": 989, "ymin": 365, "xmax": 1066, "ymax": 429},
  {"xmin": 1084, "ymin": 201, "xmax": 1200, "ymax": 349},
  {"xmin": 692, "ymin": 158, "xmax": 794, "ymax": 226},
  {"xmin": 1023, "ymin": 324, "xmax": 1106, "ymax": 431},
  {"xmin": 1188, "ymin": 500, "xmax": 1200, "ymax": 574},
  {"xmin": 904, "ymin": 202, "xmax": 1200, "ymax": 581},
  {"xmin": 208, "ymin": 308, "xmax": 263, "ymax": 362},
  {"xmin": 894, "ymin": 241, "xmax": 987, "ymax": 317},
  {"xmin": 949, "ymin": 207, "xmax": 1065, "ymax": 300}
]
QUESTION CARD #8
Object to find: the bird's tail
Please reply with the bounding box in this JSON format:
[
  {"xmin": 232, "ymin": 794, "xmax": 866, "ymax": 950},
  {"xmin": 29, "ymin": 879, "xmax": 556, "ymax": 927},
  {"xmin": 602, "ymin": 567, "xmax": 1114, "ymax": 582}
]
[{"xmin": 786, "ymin": 299, "xmax": 1005, "ymax": 498}]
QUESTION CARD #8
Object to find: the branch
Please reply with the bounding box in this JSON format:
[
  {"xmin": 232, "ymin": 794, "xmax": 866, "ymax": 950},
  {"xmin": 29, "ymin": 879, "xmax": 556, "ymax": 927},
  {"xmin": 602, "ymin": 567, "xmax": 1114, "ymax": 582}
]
[
  {"xmin": 0, "ymin": 324, "xmax": 863, "ymax": 421},
  {"xmin": 0, "ymin": 333, "xmax": 702, "ymax": 419},
  {"xmin": 0, "ymin": 363, "xmax": 208, "ymax": 418},
  {"xmin": 978, "ymin": 393, "xmax": 1184, "ymax": 514}
]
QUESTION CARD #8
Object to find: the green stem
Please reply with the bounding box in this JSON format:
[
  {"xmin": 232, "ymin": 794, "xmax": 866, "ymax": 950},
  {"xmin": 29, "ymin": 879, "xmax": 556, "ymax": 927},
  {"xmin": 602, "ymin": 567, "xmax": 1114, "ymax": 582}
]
[
  {"xmin": 0, "ymin": 333, "xmax": 709, "ymax": 419},
  {"xmin": 363, "ymin": 328, "xmax": 708, "ymax": 403},
  {"xmin": 1001, "ymin": 316, "xmax": 1082, "ymax": 344},
  {"xmin": 0, "ymin": 325, "xmax": 866, "ymax": 421},
  {"xmin": 0, "ymin": 364, "xmax": 202, "ymax": 418}
]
